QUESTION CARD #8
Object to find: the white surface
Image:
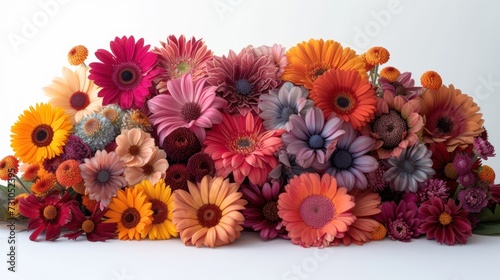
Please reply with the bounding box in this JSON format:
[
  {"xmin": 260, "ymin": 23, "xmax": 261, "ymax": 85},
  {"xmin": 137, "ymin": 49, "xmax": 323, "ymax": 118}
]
[{"xmin": 0, "ymin": 0, "xmax": 500, "ymax": 279}]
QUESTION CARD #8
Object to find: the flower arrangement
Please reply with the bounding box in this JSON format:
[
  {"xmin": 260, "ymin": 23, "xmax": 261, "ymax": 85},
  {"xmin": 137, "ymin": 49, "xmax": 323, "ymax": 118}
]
[{"xmin": 1, "ymin": 35, "xmax": 499, "ymax": 248}]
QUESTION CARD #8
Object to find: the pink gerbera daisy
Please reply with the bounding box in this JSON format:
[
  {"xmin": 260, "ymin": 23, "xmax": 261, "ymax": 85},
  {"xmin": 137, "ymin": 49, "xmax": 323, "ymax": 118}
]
[
  {"xmin": 153, "ymin": 35, "xmax": 213, "ymax": 93},
  {"xmin": 278, "ymin": 172, "xmax": 356, "ymax": 247},
  {"xmin": 203, "ymin": 112, "xmax": 284, "ymax": 186},
  {"xmin": 89, "ymin": 36, "xmax": 161, "ymax": 110},
  {"xmin": 207, "ymin": 46, "xmax": 280, "ymax": 116},
  {"xmin": 79, "ymin": 150, "xmax": 128, "ymax": 209},
  {"xmin": 115, "ymin": 128, "xmax": 156, "ymax": 167},
  {"xmin": 147, "ymin": 74, "xmax": 227, "ymax": 143}
]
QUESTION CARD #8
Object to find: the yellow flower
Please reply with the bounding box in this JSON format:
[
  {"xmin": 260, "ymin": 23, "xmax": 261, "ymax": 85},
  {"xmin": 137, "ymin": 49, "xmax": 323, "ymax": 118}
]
[
  {"xmin": 135, "ymin": 179, "xmax": 178, "ymax": 240},
  {"xmin": 104, "ymin": 187, "xmax": 153, "ymax": 240},
  {"xmin": 67, "ymin": 45, "xmax": 89, "ymax": 65},
  {"xmin": 10, "ymin": 103, "xmax": 72, "ymax": 164}
]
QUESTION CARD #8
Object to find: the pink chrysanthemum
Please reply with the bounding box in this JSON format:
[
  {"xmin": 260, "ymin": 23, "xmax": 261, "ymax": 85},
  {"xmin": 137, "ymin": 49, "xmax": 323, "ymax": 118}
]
[
  {"xmin": 253, "ymin": 44, "xmax": 288, "ymax": 77},
  {"xmin": 418, "ymin": 197, "xmax": 472, "ymax": 245},
  {"xmin": 207, "ymin": 46, "xmax": 280, "ymax": 116},
  {"xmin": 147, "ymin": 74, "xmax": 227, "ymax": 143},
  {"xmin": 474, "ymin": 136, "xmax": 496, "ymax": 160},
  {"xmin": 278, "ymin": 173, "xmax": 356, "ymax": 248},
  {"xmin": 374, "ymin": 200, "xmax": 420, "ymax": 242},
  {"xmin": 154, "ymin": 35, "xmax": 213, "ymax": 92},
  {"xmin": 79, "ymin": 150, "xmax": 127, "ymax": 209},
  {"xmin": 203, "ymin": 112, "xmax": 284, "ymax": 186},
  {"xmin": 89, "ymin": 36, "xmax": 161, "ymax": 110},
  {"xmin": 379, "ymin": 72, "xmax": 422, "ymax": 100}
]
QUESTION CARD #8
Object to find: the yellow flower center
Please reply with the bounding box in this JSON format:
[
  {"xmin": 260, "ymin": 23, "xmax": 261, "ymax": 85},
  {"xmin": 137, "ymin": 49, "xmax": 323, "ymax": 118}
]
[
  {"xmin": 439, "ymin": 212, "xmax": 452, "ymax": 225},
  {"xmin": 371, "ymin": 223, "xmax": 387, "ymax": 240},
  {"xmin": 444, "ymin": 163, "xmax": 458, "ymax": 180},
  {"xmin": 82, "ymin": 219, "xmax": 95, "ymax": 233},
  {"xmin": 43, "ymin": 205, "xmax": 57, "ymax": 220}
]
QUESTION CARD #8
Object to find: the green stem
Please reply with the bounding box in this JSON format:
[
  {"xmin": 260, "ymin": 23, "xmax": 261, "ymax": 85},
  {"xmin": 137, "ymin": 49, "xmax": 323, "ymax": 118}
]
[{"xmin": 14, "ymin": 175, "xmax": 30, "ymax": 194}]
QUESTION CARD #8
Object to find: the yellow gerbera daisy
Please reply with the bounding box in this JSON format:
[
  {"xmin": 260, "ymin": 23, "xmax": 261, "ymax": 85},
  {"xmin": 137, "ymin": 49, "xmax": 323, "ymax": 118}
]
[
  {"xmin": 104, "ymin": 187, "xmax": 153, "ymax": 240},
  {"xmin": 282, "ymin": 38, "xmax": 366, "ymax": 89},
  {"xmin": 44, "ymin": 65, "xmax": 102, "ymax": 124},
  {"xmin": 10, "ymin": 103, "xmax": 73, "ymax": 164},
  {"xmin": 135, "ymin": 179, "xmax": 178, "ymax": 240}
]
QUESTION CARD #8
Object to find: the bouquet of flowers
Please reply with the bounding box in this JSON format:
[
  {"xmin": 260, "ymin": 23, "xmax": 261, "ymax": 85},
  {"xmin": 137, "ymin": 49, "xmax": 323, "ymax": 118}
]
[{"xmin": 1, "ymin": 35, "xmax": 499, "ymax": 248}]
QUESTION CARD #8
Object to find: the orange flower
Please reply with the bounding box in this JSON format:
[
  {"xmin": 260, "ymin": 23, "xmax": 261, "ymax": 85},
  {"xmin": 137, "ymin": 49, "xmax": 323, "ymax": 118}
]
[
  {"xmin": 371, "ymin": 222, "xmax": 387, "ymax": 240},
  {"xmin": 420, "ymin": 70, "xmax": 442, "ymax": 90},
  {"xmin": 81, "ymin": 195, "xmax": 99, "ymax": 212},
  {"xmin": 282, "ymin": 38, "xmax": 366, "ymax": 89},
  {"xmin": 419, "ymin": 84, "xmax": 484, "ymax": 152},
  {"xmin": 309, "ymin": 68, "xmax": 377, "ymax": 130},
  {"xmin": 379, "ymin": 66, "xmax": 401, "ymax": 82},
  {"xmin": 68, "ymin": 45, "xmax": 89, "ymax": 65},
  {"xmin": 478, "ymin": 165, "xmax": 495, "ymax": 184},
  {"xmin": 9, "ymin": 193, "xmax": 29, "ymax": 218},
  {"xmin": 365, "ymin": 46, "xmax": 390, "ymax": 65},
  {"xmin": 56, "ymin": 159, "xmax": 82, "ymax": 187},
  {"xmin": 19, "ymin": 163, "xmax": 40, "ymax": 182},
  {"xmin": 278, "ymin": 172, "xmax": 356, "ymax": 247},
  {"xmin": 31, "ymin": 174, "xmax": 57, "ymax": 196},
  {"xmin": 0, "ymin": 155, "xmax": 19, "ymax": 181}
]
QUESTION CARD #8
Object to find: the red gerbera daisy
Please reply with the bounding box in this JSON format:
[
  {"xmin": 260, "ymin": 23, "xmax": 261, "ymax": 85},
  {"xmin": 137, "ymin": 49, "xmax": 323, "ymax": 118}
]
[
  {"xmin": 89, "ymin": 36, "xmax": 162, "ymax": 110},
  {"xmin": 63, "ymin": 207, "xmax": 117, "ymax": 241}
]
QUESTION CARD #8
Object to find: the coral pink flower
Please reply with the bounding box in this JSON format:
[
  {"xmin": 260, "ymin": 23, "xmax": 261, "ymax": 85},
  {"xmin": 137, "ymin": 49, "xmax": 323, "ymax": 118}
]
[
  {"xmin": 204, "ymin": 112, "xmax": 284, "ymax": 186},
  {"xmin": 115, "ymin": 128, "xmax": 156, "ymax": 167},
  {"xmin": 124, "ymin": 148, "xmax": 169, "ymax": 186}
]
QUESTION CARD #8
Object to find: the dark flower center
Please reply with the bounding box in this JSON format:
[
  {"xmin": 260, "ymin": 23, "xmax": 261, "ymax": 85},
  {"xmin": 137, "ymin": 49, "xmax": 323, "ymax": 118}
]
[
  {"xmin": 262, "ymin": 201, "xmax": 280, "ymax": 222},
  {"xmin": 232, "ymin": 136, "xmax": 256, "ymax": 154},
  {"xmin": 331, "ymin": 149, "xmax": 353, "ymax": 170},
  {"xmin": 31, "ymin": 124, "xmax": 54, "ymax": 147},
  {"xmin": 128, "ymin": 145, "xmax": 140, "ymax": 156},
  {"xmin": 113, "ymin": 62, "xmax": 142, "ymax": 90},
  {"xmin": 70, "ymin": 91, "xmax": 90, "ymax": 110},
  {"xmin": 313, "ymin": 68, "xmax": 328, "ymax": 78},
  {"xmin": 391, "ymin": 82, "xmax": 408, "ymax": 96},
  {"xmin": 43, "ymin": 205, "xmax": 58, "ymax": 220},
  {"xmin": 436, "ymin": 116, "xmax": 453, "ymax": 135},
  {"xmin": 333, "ymin": 93, "xmax": 355, "ymax": 113},
  {"xmin": 197, "ymin": 204, "xmax": 222, "ymax": 228},
  {"xmin": 308, "ymin": 134, "xmax": 325, "ymax": 149},
  {"xmin": 336, "ymin": 96, "xmax": 350, "ymax": 108},
  {"xmin": 150, "ymin": 199, "xmax": 168, "ymax": 225},
  {"xmin": 372, "ymin": 110, "xmax": 408, "ymax": 150},
  {"xmin": 181, "ymin": 102, "xmax": 201, "ymax": 122},
  {"xmin": 400, "ymin": 160, "xmax": 416, "ymax": 174},
  {"xmin": 299, "ymin": 195, "xmax": 334, "ymax": 229},
  {"xmin": 142, "ymin": 164, "xmax": 154, "ymax": 175},
  {"xmin": 281, "ymin": 107, "xmax": 295, "ymax": 122},
  {"xmin": 121, "ymin": 208, "xmax": 141, "ymax": 229},
  {"xmin": 389, "ymin": 218, "xmax": 411, "ymax": 240},
  {"xmin": 97, "ymin": 169, "xmax": 110, "ymax": 183},
  {"xmin": 235, "ymin": 79, "xmax": 252, "ymax": 95},
  {"xmin": 165, "ymin": 164, "xmax": 190, "ymax": 191}
]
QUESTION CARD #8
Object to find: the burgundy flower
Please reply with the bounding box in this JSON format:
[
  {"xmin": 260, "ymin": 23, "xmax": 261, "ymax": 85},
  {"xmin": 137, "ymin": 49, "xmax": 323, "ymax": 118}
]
[
  {"xmin": 374, "ymin": 200, "xmax": 420, "ymax": 242},
  {"xmin": 63, "ymin": 207, "xmax": 117, "ymax": 241},
  {"xmin": 457, "ymin": 186, "xmax": 489, "ymax": 213},
  {"xmin": 418, "ymin": 197, "xmax": 472, "ymax": 245},
  {"xmin": 474, "ymin": 136, "xmax": 496, "ymax": 160},
  {"xmin": 19, "ymin": 192, "xmax": 78, "ymax": 241},
  {"xmin": 417, "ymin": 178, "xmax": 449, "ymax": 204}
]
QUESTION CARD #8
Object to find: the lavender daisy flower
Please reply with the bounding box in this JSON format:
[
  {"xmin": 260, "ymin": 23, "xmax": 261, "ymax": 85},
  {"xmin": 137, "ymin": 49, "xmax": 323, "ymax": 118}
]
[
  {"xmin": 240, "ymin": 181, "xmax": 288, "ymax": 240},
  {"xmin": 268, "ymin": 148, "xmax": 315, "ymax": 183},
  {"xmin": 258, "ymin": 82, "xmax": 313, "ymax": 131},
  {"xmin": 384, "ymin": 144, "xmax": 435, "ymax": 193},
  {"xmin": 379, "ymin": 72, "xmax": 422, "ymax": 100},
  {"xmin": 282, "ymin": 107, "xmax": 344, "ymax": 169},
  {"xmin": 458, "ymin": 185, "xmax": 489, "ymax": 213},
  {"xmin": 323, "ymin": 122, "xmax": 378, "ymax": 190}
]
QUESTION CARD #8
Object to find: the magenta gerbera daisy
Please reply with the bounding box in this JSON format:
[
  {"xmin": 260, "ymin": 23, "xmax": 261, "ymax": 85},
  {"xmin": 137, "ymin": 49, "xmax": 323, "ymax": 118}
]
[
  {"xmin": 206, "ymin": 46, "xmax": 280, "ymax": 116},
  {"xmin": 89, "ymin": 36, "xmax": 162, "ymax": 110},
  {"xmin": 203, "ymin": 112, "xmax": 284, "ymax": 186},
  {"xmin": 147, "ymin": 74, "xmax": 227, "ymax": 143},
  {"xmin": 154, "ymin": 35, "xmax": 213, "ymax": 92}
]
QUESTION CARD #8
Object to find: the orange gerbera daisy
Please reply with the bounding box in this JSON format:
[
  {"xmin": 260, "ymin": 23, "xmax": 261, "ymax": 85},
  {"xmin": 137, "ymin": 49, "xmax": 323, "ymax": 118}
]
[
  {"xmin": 104, "ymin": 187, "xmax": 153, "ymax": 240},
  {"xmin": 31, "ymin": 174, "xmax": 56, "ymax": 197},
  {"xmin": 282, "ymin": 39, "xmax": 366, "ymax": 89},
  {"xmin": 419, "ymin": 84, "xmax": 484, "ymax": 152},
  {"xmin": 278, "ymin": 172, "xmax": 356, "ymax": 248},
  {"xmin": 172, "ymin": 175, "xmax": 247, "ymax": 248},
  {"xmin": 309, "ymin": 68, "xmax": 377, "ymax": 130},
  {"xmin": 333, "ymin": 189, "xmax": 381, "ymax": 246},
  {"xmin": 0, "ymin": 155, "xmax": 19, "ymax": 181}
]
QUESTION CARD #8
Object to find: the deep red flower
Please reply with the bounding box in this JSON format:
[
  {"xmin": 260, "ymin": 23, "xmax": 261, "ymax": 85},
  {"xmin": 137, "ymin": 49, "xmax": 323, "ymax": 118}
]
[
  {"xmin": 63, "ymin": 207, "xmax": 117, "ymax": 241},
  {"xmin": 19, "ymin": 192, "xmax": 78, "ymax": 241}
]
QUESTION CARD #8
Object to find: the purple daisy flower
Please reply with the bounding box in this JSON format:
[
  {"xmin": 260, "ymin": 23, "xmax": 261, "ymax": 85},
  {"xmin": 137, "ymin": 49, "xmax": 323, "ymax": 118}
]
[
  {"xmin": 323, "ymin": 122, "xmax": 378, "ymax": 190},
  {"xmin": 282, "ymin": 107, "xmax": 345, "ymax": 169},
  {"xmin": 379, "ymin": 72, "xmax": 422, "ymax": 100},
  {"xmin": 206, "ymin": 46, "xmax": 280, "ymax": 116},
  {"xmin": 240, "ymin": 181, "xmax": 288, "ymax": 240},
  {"xmin": 474, "ymin": 136, "xmax": 496, "ymax": 160},
  {"xmin": 374, "ymin": 200, "xmax": 421, "ymax": 242},
  {"xmin": 258, "ymin": 82, "xmax": 313, "ymax": 131},
  {"xmin": 384, "ymin": 144, "xmax": 435, "ymax": 193},
  {"xmin": 268, "ymin": 148, "xmax": 315, "ymax": 184}
]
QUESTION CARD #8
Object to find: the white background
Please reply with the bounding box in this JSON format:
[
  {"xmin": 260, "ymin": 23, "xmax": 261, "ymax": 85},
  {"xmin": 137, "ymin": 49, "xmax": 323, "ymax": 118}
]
[{"xmin": 0, "ymin": 0, "xmax": 500, "ymax": 279}]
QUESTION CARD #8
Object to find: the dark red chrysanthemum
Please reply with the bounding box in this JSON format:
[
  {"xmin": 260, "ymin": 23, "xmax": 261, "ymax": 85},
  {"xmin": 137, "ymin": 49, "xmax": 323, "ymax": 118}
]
[
  {"xmin": 163, "ymin": 127, "xmax": 202, "ymax": 164},
  {"xmin": 374, "ymin": 200, "xmax": 420, "ymax": 242},
  {"xmin": 164, "ymin": 164, "xmax": 192, "ymax": 192},
  {"xmin": 186, "ymin": 152, "xmax": 215, "ymax": 182}
]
